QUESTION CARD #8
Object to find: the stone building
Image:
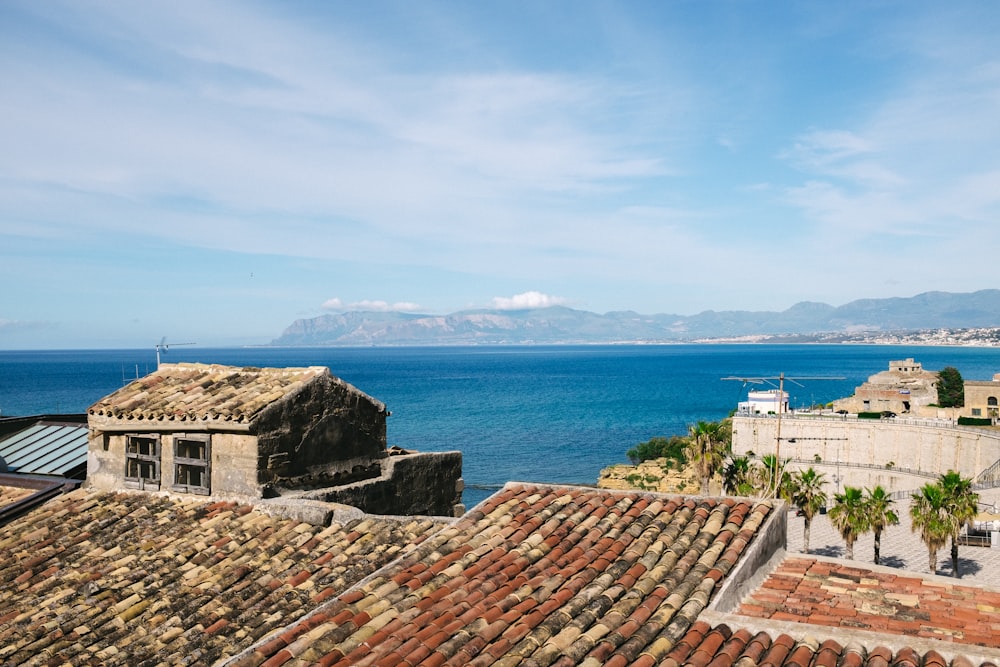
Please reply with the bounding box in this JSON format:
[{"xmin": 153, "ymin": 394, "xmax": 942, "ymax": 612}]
[
  {"xmin": 965, "ymin": 373, "xmax": 1000, "ymax": 421},
  {"xmin": 86, "ymin": 362, "xmax": 463, "ymax": 517},
  {"xmin": 832, "ymin": 357, "xmax": 939, "ymax": 415}
]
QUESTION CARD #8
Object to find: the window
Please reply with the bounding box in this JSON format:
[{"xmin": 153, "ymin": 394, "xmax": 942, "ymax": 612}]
[
  {"xmin": 125, "ymin": 434, "xmax": 161, "ymax": 490},
  {"xmin": 972, "ymin": 408, "xmax": 982, "ymax": 416},
  {"xmin": 173, "ymin": 434, "xmax": 211, "ymax": 495}
]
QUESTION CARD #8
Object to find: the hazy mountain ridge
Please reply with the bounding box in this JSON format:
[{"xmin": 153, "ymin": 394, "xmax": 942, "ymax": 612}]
[{"xmin": 271, "ymin": 290, "xmax": 1000, "ymax": 346}]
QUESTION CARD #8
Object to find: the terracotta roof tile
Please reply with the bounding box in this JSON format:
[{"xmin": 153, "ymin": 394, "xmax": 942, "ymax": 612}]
[
  {"xmin": 738, "ymin": 555, "xmax": 1000, "ymax": 651},
  {"xmin": 7, "ymin": 480, "xmax": 999, "ymax": 665},
  {"xmin": 0, "ymin": 488, "xmax": 445, "ymax": 666},
  {"xmin": 236, "ymin": 484, "xmax": 773, "ymax": 666},
  {"xmin": 88, "ymin": 363, "xmax": 378, "ymax": 425},
  {"xmin": 665, "ymin": 624, "xmax": 1000, "ymax": 667}
]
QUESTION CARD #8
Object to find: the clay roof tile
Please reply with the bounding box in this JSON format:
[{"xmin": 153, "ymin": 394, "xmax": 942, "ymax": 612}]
[{"xmin": 88, "ymin": 363, "xmax": 375, "ymax": 426}]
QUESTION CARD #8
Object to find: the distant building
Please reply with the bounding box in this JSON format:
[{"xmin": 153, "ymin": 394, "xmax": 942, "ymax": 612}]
[
  {"xmin": 832, "ymin": 357, "xmax": 939, "ymax": 414},
  {"xmin": 737, "ymin": 389, "xmax": 788, "ymax": 415},
  {"xmin": 965, "ymin": 372, "xmax": 1000, "ymax": 421}
]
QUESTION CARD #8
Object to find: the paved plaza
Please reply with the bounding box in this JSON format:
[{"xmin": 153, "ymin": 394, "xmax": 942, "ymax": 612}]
[{"xmin": 785, "ymin": 488, "xmax": 1000, "ymax": 587}]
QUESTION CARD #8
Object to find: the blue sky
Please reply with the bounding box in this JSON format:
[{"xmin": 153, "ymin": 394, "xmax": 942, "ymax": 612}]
[{"xmin": 2, "ymin": 1, "xmax": 999, "ymax": 348}]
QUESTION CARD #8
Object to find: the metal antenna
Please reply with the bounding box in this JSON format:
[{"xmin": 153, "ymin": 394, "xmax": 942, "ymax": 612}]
[
  {"xmin": 722, "ymin": 373, "xmax": 844, "ymax": 498},
  {"xmin": 155, "ymin": 337, "xmax": 196, "ymax": 369}
]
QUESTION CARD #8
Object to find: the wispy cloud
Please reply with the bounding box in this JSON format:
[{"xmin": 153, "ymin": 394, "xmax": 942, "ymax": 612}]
[
  {"xmin": 2, "ymin": 2, "xmax": 1000, "ymax": 346},
  {"xmin": 775, "ymin": 10, "xmax": 1000, "ymax": 245}
]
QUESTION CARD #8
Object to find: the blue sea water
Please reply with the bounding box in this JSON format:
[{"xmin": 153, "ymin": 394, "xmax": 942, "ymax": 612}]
[{"xmin": 3, "ymin": 344, "xmax": 1000, "ymax": 507}]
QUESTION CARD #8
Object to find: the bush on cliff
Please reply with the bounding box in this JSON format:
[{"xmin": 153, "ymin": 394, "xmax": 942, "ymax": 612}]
[{"xmin": 627, "ymin": 435, "xmax": 688, "ymax": 465}]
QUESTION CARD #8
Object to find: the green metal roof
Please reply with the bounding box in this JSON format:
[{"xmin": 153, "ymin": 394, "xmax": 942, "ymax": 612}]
[{"xmin": 0, "ymin": 421, "xmax": 88, "ymax": 478}]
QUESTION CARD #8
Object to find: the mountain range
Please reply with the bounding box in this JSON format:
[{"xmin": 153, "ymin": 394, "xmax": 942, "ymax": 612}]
[{"xmin": 270, "ymin": 289, "xmax": 1000, "ymax": 346}]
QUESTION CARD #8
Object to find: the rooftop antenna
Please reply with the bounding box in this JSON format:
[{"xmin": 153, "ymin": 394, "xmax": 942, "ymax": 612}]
[
  {"xmin": 722, "ymin": 373, "xmax": 844, "ymax": 498},
  {"xmin": 155, "ymin": 337, "xmax": 196, "ymax": 369}
]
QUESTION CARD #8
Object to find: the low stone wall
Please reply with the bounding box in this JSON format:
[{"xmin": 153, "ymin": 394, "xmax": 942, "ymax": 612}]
[
  {"xmin": 708, "ymin": 499, "xmax": 786, "ymax": 613},
  {"xmin": 302, "ymin": 451, "xmax": 465, "ymax": 517},
  {"xmin": 731, "ymin": 415, "xmax": 1000, "ymax": 494}
]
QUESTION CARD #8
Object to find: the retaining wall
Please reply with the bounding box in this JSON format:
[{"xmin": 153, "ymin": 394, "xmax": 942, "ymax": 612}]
[{"xmin": 731, "ymin": 415, "xmax": 1000, "ymax": 494}]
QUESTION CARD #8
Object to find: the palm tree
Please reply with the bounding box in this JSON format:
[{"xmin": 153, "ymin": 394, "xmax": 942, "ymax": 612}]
[
  {"xmin": 686, "ymin": 420, "xmax": 730, "ymax": 495},
  {"xmin": 788, "ymin": 467, "xmax": 827, "ymax": 554},
  {"xmin": 864, "ymin": 486, "xmax": 898, "ymax": 565},
  {"xmin": 828, "ymin": 486, "xmax": 868, "ymax": 560},
  {"xmin": 723, "ymin": 456, "xmax": 754, "ymax": 496},
  {"xmin": 755, "ymin": 454, "xmax": 792, "ymax": 500},
  {"xmin": 938, "ymin": 471, "xmax": 979, "ymax": 578},
  {"xmin": 910, "ymin": 482, "xmax": 952, "ymax": 574}
]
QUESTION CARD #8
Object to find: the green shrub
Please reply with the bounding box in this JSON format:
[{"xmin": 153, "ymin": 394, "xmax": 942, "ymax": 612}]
[
  {"xmin": 858, "ymin": 411, "xmax": 882, "ymax": 419},
  {"xmin": 627, "ymin": 435, "xmax": 689, "ymax": 464},
  {"xmin": 958, "ymin": 416, "xmax": 992, "ymax": 426}
]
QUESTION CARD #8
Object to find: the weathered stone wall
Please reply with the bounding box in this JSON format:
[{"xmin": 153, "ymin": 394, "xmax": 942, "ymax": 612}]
[
  {"xmin": 87, "ymin": 430, "xmax": 261, "ymax": 496},
  {"xmin": 211, "ymin": 432, "xmax": 262, "ymax": 496},
  {"xmin": 303, "ymin": 451, "xmax": 465, "ymax": 517},
  {"xmin": 253, "ymin": 373, "xmax": 388, "ymax": 484},
  {"xmin": 86, "ymin": 431, "xmax": 123, "ymax": 492},
  {"xmin": 731, "ymin": 415, "xmax": 1000, "ymax": 493}
]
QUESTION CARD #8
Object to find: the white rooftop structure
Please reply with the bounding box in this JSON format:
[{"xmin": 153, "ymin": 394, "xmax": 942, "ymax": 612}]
[{"xmin": 737, "ymin": 389, "xmax": 789, "ymax": 415}]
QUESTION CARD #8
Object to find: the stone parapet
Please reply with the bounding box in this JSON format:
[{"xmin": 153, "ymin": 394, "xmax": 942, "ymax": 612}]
[{"xmin": 732, "ymin": 415, "xmax": 1000, "ymax": 493}]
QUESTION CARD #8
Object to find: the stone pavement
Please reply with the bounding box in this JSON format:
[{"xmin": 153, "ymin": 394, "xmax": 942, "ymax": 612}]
[{"xmin": 785, "ymin": 488, "xmax": 1000, "ymax": 587}]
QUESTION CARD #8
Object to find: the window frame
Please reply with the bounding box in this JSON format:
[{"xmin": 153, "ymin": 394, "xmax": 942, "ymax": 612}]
[
  {"xmin": 125, "ymin": 433, "xmax": 161, "ymax": 490},
  {"xmin": 172, "ymin": 433, "xmax": 212, "ymax": 495}
]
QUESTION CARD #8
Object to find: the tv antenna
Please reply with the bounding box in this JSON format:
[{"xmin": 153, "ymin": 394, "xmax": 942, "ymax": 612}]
[
  {"xmin": 722, "ymin": 373, "xmax": 844, "ymax": 497},
  {"xmin": 155, "ymin": 337, "xmax": 196, "ymax": 369}
]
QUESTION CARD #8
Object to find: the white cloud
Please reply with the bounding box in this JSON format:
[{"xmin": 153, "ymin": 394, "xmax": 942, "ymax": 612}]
[
  {"xmin": 491, "ymin": 291, "xmax": 568, "ymax": 310},
  {"xmin": 322, "ymin": 298, "xmax": 422, "ymax": 313}
]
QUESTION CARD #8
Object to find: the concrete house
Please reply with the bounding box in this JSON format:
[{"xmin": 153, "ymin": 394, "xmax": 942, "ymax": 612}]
[
  {"xmin": 86, "ymin": 363, "xmax": 463, "ymax": 517},
  {"xmin": 736, "ymin": 389, "xmax": 789, "ymax": 415}
]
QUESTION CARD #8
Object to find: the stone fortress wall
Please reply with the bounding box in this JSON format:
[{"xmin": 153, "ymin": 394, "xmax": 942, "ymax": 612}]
[{"xmin": 731, "ymin": 414, "xmax": 1000, "ymax": 496}]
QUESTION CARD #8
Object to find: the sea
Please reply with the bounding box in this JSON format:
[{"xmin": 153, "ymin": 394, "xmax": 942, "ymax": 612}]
[{"xmin": 4, "ymin": 344, "xmax": 1000, "ymax": 507}]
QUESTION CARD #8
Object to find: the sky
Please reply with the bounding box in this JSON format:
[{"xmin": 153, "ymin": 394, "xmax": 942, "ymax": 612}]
[{"xmin": 2, "ymin": 1, "xmax": 999, "ymax": 349}]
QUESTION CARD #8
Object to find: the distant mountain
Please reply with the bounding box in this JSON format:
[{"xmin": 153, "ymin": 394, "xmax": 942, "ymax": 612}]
[{"xmin": 270, "ymin": 290, "xmax": 1000, "ymax": 346}]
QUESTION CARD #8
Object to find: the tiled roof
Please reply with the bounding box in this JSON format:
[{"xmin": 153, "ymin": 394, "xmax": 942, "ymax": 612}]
[
  {"xmin": 6, "ymin": 482, "xmax": 997, "ymax": 666},
  {"xmin": 0, "ymin": 420, "xmax": 88, "ymax": 478},
  {"xmin": 658, "ymin": 619, "xmax": 995, "ymax": 667},
  {"xmin": 0, "ymin": 488, "xmax": 447, "ymax": 666},
  {"xmin": 229, "ymin": 483, "xmax": 775, "ymax": 667},
  {"xmin": 0, "ymin": 485, "xmax": 34, "ymax": 506},
  {"xmin": 88, "ymin": 363, "xmax": 336, "ymax": 425},
  {"xmin": 738, "ymin": 556, "xmax": 1000, "ymax": 649}
]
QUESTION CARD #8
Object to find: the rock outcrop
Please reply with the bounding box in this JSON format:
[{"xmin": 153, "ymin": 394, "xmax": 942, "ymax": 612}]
[{"xmin": 598, "ymin": 458, "xmax": 716, "ymax": 494}]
